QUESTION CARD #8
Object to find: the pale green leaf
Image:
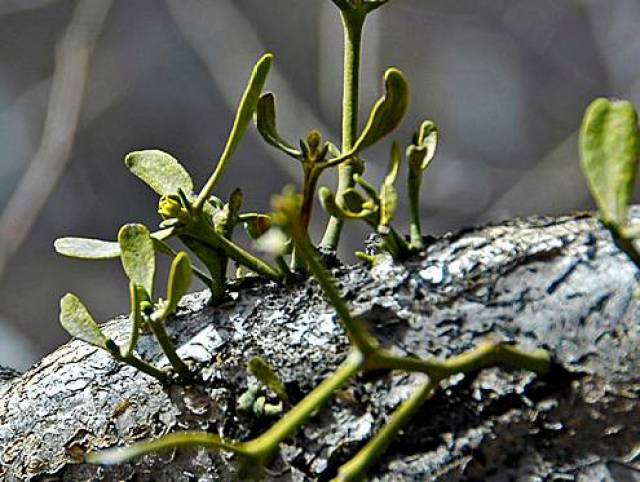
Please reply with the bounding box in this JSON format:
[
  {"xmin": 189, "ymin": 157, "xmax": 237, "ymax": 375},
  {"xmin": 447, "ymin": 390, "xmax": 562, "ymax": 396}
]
[
  {"xmin": 407, "ymin": 120, "xmax": 438, "ymax": 172},
  {"xmin": 124, "ymin": 150, "xmax": 193, "ymax": 196},
  {"xmin": 55, "ymin": 229, "xmax": 174, "ymax": 260},
  {"xmin": 60, "ymin": 293, "xmax": 114, "ymax": 350},
  {"xmin": 353, "ymin": 68, "xmax": 409, "ymax": 152},
  {"xmin": 256, "ymin": 93, "xmax": 302, "ymax": 159},
  {"xmin": 247, "ymin": 357, "xmax": 288, "ymax": 402},
  {"xmin": 54, "ymin": 237, "xmax": 120, "ymax": 259},
  {"xmin": 580, "ymin": 98, "xmax": 640, "ymax": 225},
  {"xmin": 118, "ymin": 224, "xmax": 156, "ymax": 296},
  {"xmin": 318, "ymin": 187, "xmax": 368, "ymax": 220}
]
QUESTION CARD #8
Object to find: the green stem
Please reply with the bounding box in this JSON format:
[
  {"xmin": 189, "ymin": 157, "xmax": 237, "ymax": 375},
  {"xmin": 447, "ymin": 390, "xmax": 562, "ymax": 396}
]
[
  {"xmin": 119, "ymin": 354, "xmax": 169, "ymax": 383},
  {"xmin": 408, "ymin": 173, "xmax": 423, "ymax": 250},
  {"xmin": 607, "ymin": 222, "xmax": 640, "ymax": 271},
  {"xmin": 292, "ymin": 167, "xmax": 322, "ymax": 270},
  {"xmin": 244, "ymin": 351, "xmax": 364, "ymax": 463},
  {"xmin": 181, "ymin": 235, "xmax": 226, "ymax": 303},
  {"xmin": 321, "ymin": 10, "xmax": 366, "ymax": 251},
  {"xmin": 334, "ymin": 380, "xmax": 437, "ymax": 482},
  {"xmin": 293, "ymin": 229, "xmax": 378, "ymax": 355},
  {"xmin": 368, "ymin": 342, "xmax": 551, "ymax": 379},
  {"xmin": 147, "ymin": 319, "xmax": 189, "ymax": 376},
  {"xmin": 189, "ymin": 217, "xmax": 283, "ymax": 282}
]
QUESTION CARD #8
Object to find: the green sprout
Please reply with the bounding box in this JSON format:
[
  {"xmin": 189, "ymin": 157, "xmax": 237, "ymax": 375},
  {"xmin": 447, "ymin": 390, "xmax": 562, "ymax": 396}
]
[
  {"xmin": 59, "ymin": 223, "xmax": 193, "ymax": 382},
  {"xmin": 86, "ymin": 188, "xmax": 551, "ymax": 480},
  {"xmin": 55, "ymin": 54, "xmax": 284, "ymax": 304},
  {"xmin": 579, "ymin": 98, "xmax": 640, "ymax": 268},
  {"xmin": 52, "ymin": 0, "xmax": 557, "ymax": 478}
]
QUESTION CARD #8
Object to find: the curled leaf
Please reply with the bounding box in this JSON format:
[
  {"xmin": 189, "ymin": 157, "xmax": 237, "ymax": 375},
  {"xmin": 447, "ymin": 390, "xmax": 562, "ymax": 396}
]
[
  {"xmin": 60, "ymin": 294, "xmax": 115, "ymax": 351},
  {"xmin": 118, "ymin": 224, "xmax": 156, "ymax": 297},
  {"xmin": 352, "ymin": 68, "xmax": 409, "ymax": 152},
  {"xmin": 247, "ymin": 357, "xmax": 288, "ymax": 403},
  {"xmin": 256, "ymin": 93, "xmax": 302, "ymax": 159},
  {"xmin": 319, "ymin": 187, "xmax": 369, "ymax": 220},
  {"xmin": 124, "ymin": 150, "xmax": 193, "ymax": 196},
  {"xmin": 580, "ymin": 98, "xmax": 640, "ymax": 225},
  {"xmin": 407, "ymin": 120, "xmax": 438, "ymax": 172}
]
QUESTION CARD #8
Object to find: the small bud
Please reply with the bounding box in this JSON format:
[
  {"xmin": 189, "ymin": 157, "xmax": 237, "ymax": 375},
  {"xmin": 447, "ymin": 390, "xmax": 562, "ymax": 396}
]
[
  {"xmin": 158, "ymin": 196, "xmax": 190, "ymax": 224},
  {"xmin": 306, "ymin": 130, "xmax": 322, "ymax": 151}
]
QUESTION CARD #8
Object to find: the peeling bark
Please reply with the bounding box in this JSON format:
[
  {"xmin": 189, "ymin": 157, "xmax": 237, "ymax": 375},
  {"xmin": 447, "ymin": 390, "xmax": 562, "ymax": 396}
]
[{"xmin": 1, "ymin": 212, "xmax": 639, "ymax": 481}]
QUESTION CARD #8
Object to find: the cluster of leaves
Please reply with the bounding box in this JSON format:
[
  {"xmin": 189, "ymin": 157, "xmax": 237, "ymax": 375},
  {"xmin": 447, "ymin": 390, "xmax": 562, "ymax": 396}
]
[
  {"xmin": 579, "ymin": 98, "xmax": 640, "ymax": 268},
  {"xmin": 53, "ymin": 0, "xmax": 555, "ymax": 480}
]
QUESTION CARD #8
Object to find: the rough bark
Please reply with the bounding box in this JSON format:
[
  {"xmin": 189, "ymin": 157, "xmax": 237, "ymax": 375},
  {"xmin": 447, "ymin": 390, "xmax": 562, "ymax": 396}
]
[{"xmin": 1, "ymin": 211, "xmax": 639, "ymax": 481}]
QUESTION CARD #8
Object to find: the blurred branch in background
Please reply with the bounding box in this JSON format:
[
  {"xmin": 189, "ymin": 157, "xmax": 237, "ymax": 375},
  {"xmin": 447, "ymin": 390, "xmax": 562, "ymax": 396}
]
[
  {"xmin": 0, "ymin": 0, "xmax": 60, "ymax": 16},
  {"xmin": 166, "ymin": 0, "xmax": 335, "ymax": 182},
  {"xmin": 0, "ymin": 0, "xmax": 112, "ymax": 279}
]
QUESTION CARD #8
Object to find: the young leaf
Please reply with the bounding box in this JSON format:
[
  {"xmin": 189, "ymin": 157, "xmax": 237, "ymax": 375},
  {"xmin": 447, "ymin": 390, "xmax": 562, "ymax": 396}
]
[
  {"xmin": 124, "ymin": 150, "xmax": 194, "ymax": 196},
  {"xmin": 55, "ymin": 229, "xmax": 174, "ymax": 260},
  {"xmin": 580, "ymin": 98, "xmax": 640, "ymax": 225},
  {"xmin": 352, "ymin": 68, "xmax": 409, "ymax": 152},
  {"xmin": 196, "ymin": 53, "xmax": 274, "ymax": 206},
  {"xmin": 247, "ymin": 357, "xmax": 288, "ymax": 403},
  {"xmin": 256, "ymin": 93, "xmax": 302, "ymax": 159},
  {"xmin": 54, "ymin": 237, "xmax": 121, "ymax": 259},
  {"xmin": 60, "ymin": 293, "xmax": 115, "ymax": 351},
  {"xmin": 319, "ymin": 187, "xmax": 369, "ymax": 220},
  {"xmin": 164, "ymin": 252, "xmax": 192, "ymax": 316},
  {"xmin": 408, "ymin": 120, "xmax": 438, "ymax": 172},
  {"xmin": 118, "ymin": 224, "xmax": 156, "ymax": 297},
  {"xmin": 121, "ymin": 282, "xmax": 143, "ymax": 358},
  {"xmin": 384, "ymin": 141, "xmax": 401, "ymax": 186}
]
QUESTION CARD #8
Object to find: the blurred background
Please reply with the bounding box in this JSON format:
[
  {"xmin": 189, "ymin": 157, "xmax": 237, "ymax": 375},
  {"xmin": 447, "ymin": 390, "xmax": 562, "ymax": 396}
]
[{"xmin": 1, "ymin": 0, "xmax": 639, "ymax": 369}]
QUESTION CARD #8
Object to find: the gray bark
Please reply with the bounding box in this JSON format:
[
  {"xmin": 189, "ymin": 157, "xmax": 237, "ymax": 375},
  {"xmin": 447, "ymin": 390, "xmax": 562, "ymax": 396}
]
[{"xmin": 1, "ymin": 211, "xmax": 639, "ymax": 481}]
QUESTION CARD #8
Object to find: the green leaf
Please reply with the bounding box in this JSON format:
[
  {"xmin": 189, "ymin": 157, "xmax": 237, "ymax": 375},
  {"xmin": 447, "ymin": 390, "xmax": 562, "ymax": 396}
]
[
  {"xmin": 384, "ymin": 141, "xmax": 401, "ymax": 186},
  {"xmin": 580, "ymin": 98, "xmax": 640, "ymax": 225},
  {"xmin": 318, "ymin": 187, "xmax": 368, "ymax": 220},
  {"xmin": 352, "ymin": 68, "xmax": 409, "ymax": 152},
  {"xmin": 197, "ymin": 53, "xmax": 274, "ymax": 204},
  {"xmin": 164, "ymin": 252, "xmax": 192, "ymax": 316},
  {"xmin": 86, "ymin": 432, "xmax": 246, "ymax": 465},
  {"xmin": 378, "ymin": 183, "xmax": 398, "ymax": 232},
  {"xmin": 121, "ymin": 282, "xmax": 143, "ymax": 358},
  {"xmin": 124, "ymin": 150, "xmax": 194, "ymax": 196},
  {"xmin": 247, "ymin": 357, "xmax": 288, "ymax": 403},
  {"xmin": 55, "ymin": 229, "xmax": 174, "ymax": 260},
  {"xmin": 54, "ymin": 237, "xmax": 120, "ymax": 259},
  {"xmin": 256, "ymin": 93, "xmax": 302, "ymax": 159},
  {"xmin": 60, "ymin": 293, "xmax": 115, "ymax": 351},
  {"xmin": 118, "ymin": 224, "xmax": 156, "ymax": 297},
  {"xmin": 408, "ymin": 120, "xmax": 438, "ymax": 172}
]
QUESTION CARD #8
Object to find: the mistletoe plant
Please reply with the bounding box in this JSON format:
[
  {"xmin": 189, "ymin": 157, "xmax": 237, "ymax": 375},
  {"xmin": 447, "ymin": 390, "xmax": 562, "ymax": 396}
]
[
  {"xmin": 59, "ymin": 224, "xmax": 192, "ymax": 383},
  {"xmin": 87, "ymin": 188, "xmax": 551, "ymax": 481},
  {"xmin": 579, "ymin": 98, "xmax": 640, "ymax": 268},
  {"xmin": 51, "ymin": 0, "xmax": 557, "ymax": 479}
]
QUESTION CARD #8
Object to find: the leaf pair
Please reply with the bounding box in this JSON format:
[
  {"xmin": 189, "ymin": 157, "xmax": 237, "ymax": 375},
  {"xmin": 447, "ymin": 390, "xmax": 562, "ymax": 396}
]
[
  {"xmin": 59, "ymin": 224, "xmax": 191, "ymax": 364},
  {"xmin": 257, "ymin": 68, "xmax": 408, "ymax": 168}
]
